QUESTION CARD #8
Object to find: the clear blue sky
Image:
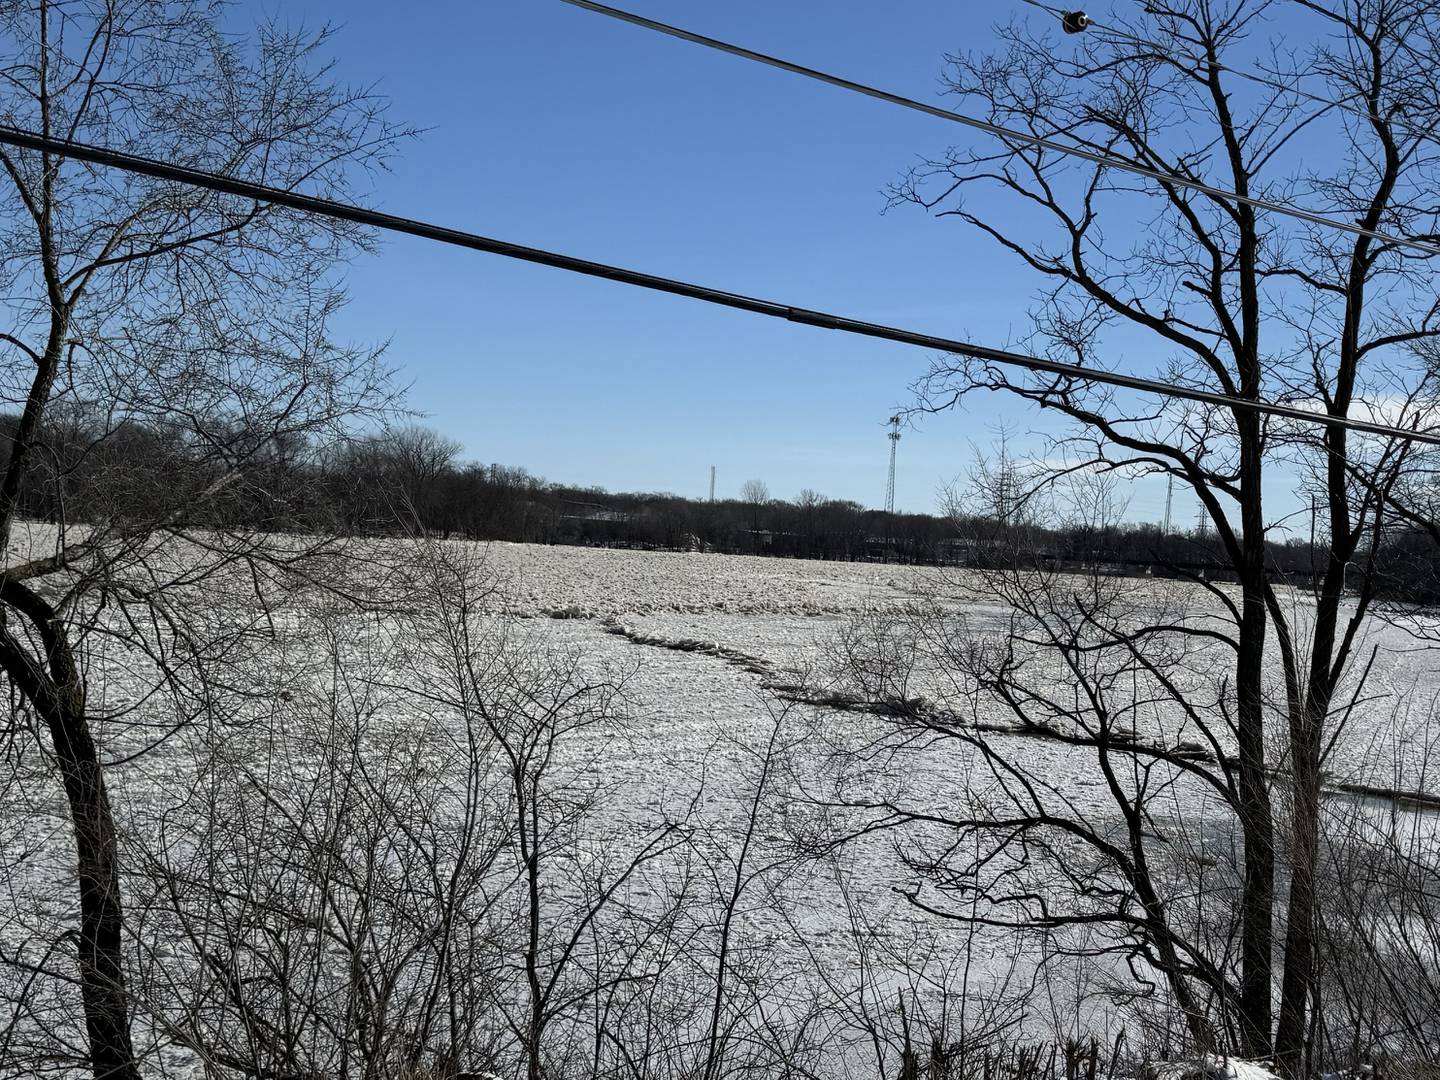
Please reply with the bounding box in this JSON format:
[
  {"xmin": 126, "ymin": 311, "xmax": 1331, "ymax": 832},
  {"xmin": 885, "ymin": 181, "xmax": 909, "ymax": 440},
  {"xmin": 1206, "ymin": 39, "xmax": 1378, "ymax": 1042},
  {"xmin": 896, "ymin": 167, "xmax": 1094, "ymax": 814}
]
[{"xmin": 241, "ymin": 0, "xmax": 1284, "ymax": 523}]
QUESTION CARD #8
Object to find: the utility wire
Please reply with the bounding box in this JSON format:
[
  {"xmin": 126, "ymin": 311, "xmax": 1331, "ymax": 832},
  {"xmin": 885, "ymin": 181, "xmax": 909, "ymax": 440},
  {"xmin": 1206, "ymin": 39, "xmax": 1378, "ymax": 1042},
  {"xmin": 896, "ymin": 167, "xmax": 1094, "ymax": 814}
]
[
  {"xmin": 1018, "ymin": 0, "xmax": 1435, "ymax": 146},
  {"xmin": 557, "ymin": 0, "xmax": 1440, "ymax": 259},
  {"xmin": 0, "ymin": 123, "xmax": 1436, "ymax": 446}
]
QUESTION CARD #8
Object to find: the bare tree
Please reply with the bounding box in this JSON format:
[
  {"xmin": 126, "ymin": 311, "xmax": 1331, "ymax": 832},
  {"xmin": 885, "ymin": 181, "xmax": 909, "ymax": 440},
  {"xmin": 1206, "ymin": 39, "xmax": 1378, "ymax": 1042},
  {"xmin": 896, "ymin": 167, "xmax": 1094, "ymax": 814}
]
[
  {"xmin": 0, "ymin": 3, "xmax": 403, "ymax": 1075},
  {"xmin": 865, "ymin": 2, "xmax": 1440, "ymax": 1070},
  {"xmin": 407, "ymin": 541, "xmax": 694, "ymax": 1080},
  {"xmin": 383, "ymin": 424, "xmax": 465, "ymax": 533},
  {"xmin": 125, "ymin": 590, "xmax": 514, "ymax": 1079},
  {"xmin": 740, "ymin": 479, "xmax": 770, "ymax": 553}
]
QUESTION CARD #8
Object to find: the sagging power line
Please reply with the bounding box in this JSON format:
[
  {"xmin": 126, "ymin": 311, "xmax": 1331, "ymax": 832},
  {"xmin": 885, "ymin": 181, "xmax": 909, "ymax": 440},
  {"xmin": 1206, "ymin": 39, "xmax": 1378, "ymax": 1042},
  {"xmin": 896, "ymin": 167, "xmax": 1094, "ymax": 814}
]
[
  {"xmin": 557, "ymin": 0, "xmax": 1440, "ymax": 260},
  {"xmin": 1, "ymin": 122, "xmax": 1436, "ymax": 447}
]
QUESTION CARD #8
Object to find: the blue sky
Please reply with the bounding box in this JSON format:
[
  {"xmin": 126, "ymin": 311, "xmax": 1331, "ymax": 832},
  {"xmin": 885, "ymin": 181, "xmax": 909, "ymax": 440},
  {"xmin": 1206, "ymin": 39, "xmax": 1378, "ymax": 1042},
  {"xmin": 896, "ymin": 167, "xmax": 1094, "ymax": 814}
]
[
  {"xmin": 216, "ymin": 0, "xmax": 1087, "ymax": 516},
  {"xmin": 240, "ymin": 0, "xmax": 1296, "ymax": 524}
]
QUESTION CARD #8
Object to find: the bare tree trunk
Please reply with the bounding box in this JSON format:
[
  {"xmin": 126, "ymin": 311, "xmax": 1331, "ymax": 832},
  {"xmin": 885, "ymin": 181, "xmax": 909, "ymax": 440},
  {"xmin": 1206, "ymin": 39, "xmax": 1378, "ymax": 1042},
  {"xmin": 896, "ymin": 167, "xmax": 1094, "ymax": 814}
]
[
  {"xmin": 1275, "ymin": 717, "xmax": 1321, "ymax": 1078},
  {"xmin": 1236, "ymin": 423, "xmax": 1276, "ymax": 1059},
  {"xmin": 50, "ymin": 699, "xmax": 141, "ymax": 1080},
  {"xmin": 524, "ymin": 789, "xmax": 545, "ymax": 1080},
  {"xmin": 0, "ymin": 581, "xmax": 139, "ymax": 1080},
  {"xmin": 1276, "ymin": 532, "xmax": 1348, "ymax": 1073},
  {"xmin": 1278, "ymin": 64, "xmax": 1402, "ymax": 1063}
]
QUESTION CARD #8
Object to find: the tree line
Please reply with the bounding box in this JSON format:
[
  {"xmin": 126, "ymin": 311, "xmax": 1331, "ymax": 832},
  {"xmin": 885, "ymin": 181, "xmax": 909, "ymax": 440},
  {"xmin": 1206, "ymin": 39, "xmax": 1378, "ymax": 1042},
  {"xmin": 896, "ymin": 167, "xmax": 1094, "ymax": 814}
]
[{"xmin": 7, "ymin": 412, "xmax": 1440, "ymax": 601}]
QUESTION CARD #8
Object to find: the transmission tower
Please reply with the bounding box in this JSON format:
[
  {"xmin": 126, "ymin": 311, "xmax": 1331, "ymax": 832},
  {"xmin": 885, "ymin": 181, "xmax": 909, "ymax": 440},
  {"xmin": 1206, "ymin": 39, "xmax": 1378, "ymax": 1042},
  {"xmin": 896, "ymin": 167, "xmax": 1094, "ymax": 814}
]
[
  {"xmin": 884, "ymin": 415, "xmax": 901, "ymax": 514},
  {"xmin": 1162, "ymin": 473, "xmax": 1174, "ymax": 535}
]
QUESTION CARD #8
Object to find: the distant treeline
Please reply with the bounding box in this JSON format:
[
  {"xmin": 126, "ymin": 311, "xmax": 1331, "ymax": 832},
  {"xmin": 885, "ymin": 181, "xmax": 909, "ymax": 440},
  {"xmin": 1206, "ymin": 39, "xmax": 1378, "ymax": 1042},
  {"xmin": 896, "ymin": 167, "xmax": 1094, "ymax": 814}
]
[{"xmin": 5, "ymin": 414, "xmax": 1439, "ymax": 601}]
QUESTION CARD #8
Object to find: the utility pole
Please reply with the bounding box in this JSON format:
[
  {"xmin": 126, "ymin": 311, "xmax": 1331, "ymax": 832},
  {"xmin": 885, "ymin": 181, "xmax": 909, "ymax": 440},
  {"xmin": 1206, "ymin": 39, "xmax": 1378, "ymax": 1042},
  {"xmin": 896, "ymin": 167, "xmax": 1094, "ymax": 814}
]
[{"xmin": 885, "ymin": 415, "xmax": 901, "ymax": 515}]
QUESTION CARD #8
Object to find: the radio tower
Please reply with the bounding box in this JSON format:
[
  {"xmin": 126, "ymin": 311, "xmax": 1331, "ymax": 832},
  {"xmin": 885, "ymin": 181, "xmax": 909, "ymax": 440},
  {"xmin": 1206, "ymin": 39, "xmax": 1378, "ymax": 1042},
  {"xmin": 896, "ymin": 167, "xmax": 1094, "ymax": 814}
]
[{"xmin": 884, "ymin": 415, "xmax": 901, "ymax": 514}]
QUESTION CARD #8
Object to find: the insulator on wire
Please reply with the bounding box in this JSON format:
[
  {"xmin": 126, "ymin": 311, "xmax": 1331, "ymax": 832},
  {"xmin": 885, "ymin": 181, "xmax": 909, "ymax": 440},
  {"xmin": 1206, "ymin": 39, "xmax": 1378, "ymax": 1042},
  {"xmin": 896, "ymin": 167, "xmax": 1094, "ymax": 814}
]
[{"xmin": 1061, "ymin": 10, "xmax": 1090, "ymax": 32}]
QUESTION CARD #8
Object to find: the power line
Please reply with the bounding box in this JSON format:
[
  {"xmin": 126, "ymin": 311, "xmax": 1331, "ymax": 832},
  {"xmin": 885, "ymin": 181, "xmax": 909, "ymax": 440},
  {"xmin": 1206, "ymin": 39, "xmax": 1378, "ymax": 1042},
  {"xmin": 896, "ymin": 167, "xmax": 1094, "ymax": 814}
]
[
  {"xmin": 557, "ymin": 0, "xmax": 1440, "ymax": 259},
  {"xmin": 1, "ymin": 122, "xmax": 1437, "ymax": 447},
  {"xmin": 1018, "ymin": 0, "xmax": 1437, "ymax": 147}
]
